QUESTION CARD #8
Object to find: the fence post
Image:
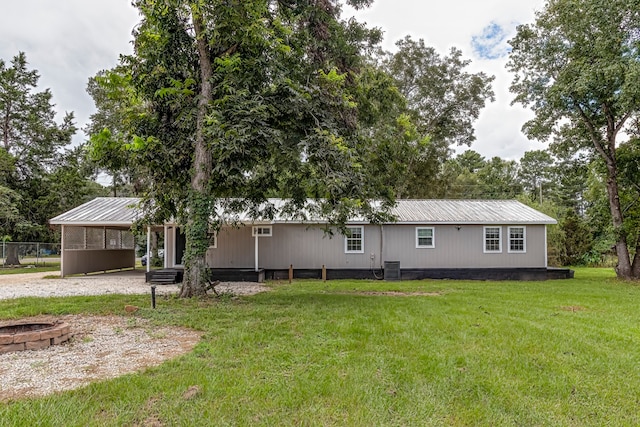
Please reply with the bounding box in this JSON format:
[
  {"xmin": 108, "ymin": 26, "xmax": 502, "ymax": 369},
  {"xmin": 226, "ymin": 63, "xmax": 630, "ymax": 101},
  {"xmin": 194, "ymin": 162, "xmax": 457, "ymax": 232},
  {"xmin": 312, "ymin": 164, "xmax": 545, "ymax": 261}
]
[
  {"xmin": 288, "ymin": 264, "xmax": 293, "ymax": 284},
  {"xmin": 322, "ymin": 264, "xmax": 326, "ymax": 282}
]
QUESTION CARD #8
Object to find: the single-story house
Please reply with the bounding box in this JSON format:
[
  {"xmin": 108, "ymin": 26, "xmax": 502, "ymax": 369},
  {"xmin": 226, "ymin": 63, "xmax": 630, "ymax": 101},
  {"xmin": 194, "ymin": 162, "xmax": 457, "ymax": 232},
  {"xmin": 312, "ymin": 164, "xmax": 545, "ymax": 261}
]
[{"xmin": 49, "ymin": 197, "xmax": 572, "ymax": 281}]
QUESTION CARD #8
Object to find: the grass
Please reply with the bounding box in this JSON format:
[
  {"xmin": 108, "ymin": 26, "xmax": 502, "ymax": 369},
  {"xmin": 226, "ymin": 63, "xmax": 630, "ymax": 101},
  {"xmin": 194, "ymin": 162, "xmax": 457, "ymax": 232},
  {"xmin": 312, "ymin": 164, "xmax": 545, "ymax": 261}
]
[
  {"xmin": 1, "ymin": 267, "xmax": 640, "ymax": 426},
  {"xmin": 0, "ymin": 264, "xmax": 60, "ymax": 275}
]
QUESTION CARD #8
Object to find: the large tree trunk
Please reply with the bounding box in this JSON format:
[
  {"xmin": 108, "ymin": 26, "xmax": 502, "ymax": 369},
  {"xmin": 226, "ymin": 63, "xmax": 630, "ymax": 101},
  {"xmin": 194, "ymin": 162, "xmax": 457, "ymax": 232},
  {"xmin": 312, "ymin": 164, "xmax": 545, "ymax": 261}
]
[
  {"xmin": 603, "ymin": 152, "xmax": 633, "ymax": 279},
  {"xmin": 180, "ymin": 8, "xmax": 213, "ymax": 298},
  {"xmin": 630, "ymin": 232, "xmax": 640, "ymax": 278},
  {"xmin": 4, "ymin": 244, "xmax": 20, "ymax": 266}
]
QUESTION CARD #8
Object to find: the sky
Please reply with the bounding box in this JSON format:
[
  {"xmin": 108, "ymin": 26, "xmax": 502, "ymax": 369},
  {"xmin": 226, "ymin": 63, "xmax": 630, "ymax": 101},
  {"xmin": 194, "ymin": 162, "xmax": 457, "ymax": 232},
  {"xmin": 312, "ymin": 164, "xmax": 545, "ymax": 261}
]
[{"xmin": 0, "ymin": 0, "xmax": 546, "ymax": 161}]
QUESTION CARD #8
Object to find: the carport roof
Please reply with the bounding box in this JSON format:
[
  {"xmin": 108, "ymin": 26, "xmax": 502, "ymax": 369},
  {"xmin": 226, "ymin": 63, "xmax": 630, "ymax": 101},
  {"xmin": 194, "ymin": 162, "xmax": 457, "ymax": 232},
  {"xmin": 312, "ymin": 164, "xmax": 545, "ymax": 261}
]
[
  {"xmin": 50, "ymin": 197, "xmax": 557, "ymax": 227},
  {"xmin": 49, "ymin": 197, "xmax": 141, "ymax": 226}
]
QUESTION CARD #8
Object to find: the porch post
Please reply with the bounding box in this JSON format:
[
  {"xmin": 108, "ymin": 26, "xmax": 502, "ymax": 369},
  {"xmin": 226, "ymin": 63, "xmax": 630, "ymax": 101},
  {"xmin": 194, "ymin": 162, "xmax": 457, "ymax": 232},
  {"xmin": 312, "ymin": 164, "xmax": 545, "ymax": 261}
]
[
  {"xmin": 544, "ymin": 225, "xmax": 548, "ymax": 268},
  {"xmin": 163, "ymin": 225, "xmax": 168, "ymax": 268},
  {"xmin": 146, "ymin": 226, "xmax": 151, "ymax": 273},
  {"xmin": 254, "ymin": 232, "xmax": 259, "ymax": 272},
  {"xmin": 60, "ymin": 225, "xmax": 65, "ymax": 278}
]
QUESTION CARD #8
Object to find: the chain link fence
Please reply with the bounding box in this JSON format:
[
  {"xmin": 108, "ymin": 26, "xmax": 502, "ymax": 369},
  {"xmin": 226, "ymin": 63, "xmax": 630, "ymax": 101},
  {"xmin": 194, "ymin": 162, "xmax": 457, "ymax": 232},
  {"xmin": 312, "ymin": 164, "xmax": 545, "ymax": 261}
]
[{"xmin": 1, "ymin": 242, "xmax": 61, "ymax": 267}]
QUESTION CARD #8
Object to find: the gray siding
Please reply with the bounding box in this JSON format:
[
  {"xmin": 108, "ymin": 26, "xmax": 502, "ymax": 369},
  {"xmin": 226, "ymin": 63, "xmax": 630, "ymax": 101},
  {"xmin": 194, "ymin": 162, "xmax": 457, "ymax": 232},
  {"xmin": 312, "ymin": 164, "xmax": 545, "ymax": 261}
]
[
  {"xmin": 207, "ymin": 224, "xmax": 381, "ymax": 269},
  {"xmin": 205, "ymin": 223, "xmax": 548, "ymax": 270},
  {"xmin": 382, "ymin": 224, "xmax": 547, "ymax": 268}
]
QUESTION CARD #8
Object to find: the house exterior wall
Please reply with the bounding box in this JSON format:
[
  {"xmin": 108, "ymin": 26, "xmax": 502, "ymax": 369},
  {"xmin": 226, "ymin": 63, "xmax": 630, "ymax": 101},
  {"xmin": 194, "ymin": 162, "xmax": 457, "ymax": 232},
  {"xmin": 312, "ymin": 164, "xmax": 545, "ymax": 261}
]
[
  {"xmin": 206, "ymin": 224, "xmax": 382, "ymax": 270},
  {"xmin": 382, "ymin": 224, "xmax": 547, "ymax": 269},
  {"xmin": 202, "ymin": 223, "xmax": 548, "ymax": 270}
]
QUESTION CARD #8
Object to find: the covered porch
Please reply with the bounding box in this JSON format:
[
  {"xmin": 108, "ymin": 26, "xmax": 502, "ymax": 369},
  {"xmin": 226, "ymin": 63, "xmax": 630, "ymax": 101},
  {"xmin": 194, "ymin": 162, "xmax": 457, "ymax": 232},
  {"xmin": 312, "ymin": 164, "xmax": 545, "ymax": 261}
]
[{"xmin": 50, "ymin": 197, "xmax": 269, "ymax": 281}]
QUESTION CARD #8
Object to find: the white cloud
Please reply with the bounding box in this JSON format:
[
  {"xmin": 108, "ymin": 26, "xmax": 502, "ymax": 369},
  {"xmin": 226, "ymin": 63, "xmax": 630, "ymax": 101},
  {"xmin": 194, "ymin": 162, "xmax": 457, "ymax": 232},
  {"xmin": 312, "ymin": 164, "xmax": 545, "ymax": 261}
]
[
  {"xmin": 471, "ymin": 22, "xmax": 511, "ymax": 60},
  {"xmin": 0, "ymin": 1, "xmax": 139, "ymax": 143},
  {"xmin": 347, "ymin": 0, "xmax": 547, "ymax": 160}
]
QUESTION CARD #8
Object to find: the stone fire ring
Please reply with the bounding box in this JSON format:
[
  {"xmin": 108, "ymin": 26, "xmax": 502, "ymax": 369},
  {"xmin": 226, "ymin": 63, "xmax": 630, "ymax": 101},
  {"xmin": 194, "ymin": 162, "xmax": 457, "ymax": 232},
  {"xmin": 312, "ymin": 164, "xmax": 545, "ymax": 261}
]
[{"xmin": 0, "ymin": 322, "xmax": 71, "ymax": 354}]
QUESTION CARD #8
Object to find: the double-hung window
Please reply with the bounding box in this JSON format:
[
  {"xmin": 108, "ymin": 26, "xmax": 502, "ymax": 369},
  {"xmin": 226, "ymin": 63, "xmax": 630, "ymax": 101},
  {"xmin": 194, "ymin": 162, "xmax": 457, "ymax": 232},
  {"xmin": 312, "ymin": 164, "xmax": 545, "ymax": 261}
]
[
  {"xmin": 416, "ymin": 227, "xmax": 435, "ymax": 248},
  {"xmin": 508, "ymin": 226, "xmax": 526, "ymax": 253},
  {"xmin": 484, "ymin": 226, "xmax": 502, "ymax": 253},
  {"xmin": 345, "ymin": 226, "xmax": 364, "ymax": 253}
]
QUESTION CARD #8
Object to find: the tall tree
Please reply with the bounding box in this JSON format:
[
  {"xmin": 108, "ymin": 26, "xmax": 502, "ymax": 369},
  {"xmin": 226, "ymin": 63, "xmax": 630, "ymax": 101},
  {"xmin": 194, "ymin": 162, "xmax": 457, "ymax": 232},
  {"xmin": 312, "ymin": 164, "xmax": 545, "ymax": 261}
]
[
  {"xmin": 508, "ymin": 0, "xmax": 640, "ymax": 279},
  {"xmin": 0, "ymin": 53, "xmax": 76, "ymax": 178},
  {"xmin": 85, "ymin": 69, "xmax": 146, "ymax": 196},
  {"xmin": 91, "ymin": 0, "xmax": 401, "ymax": 296},
  {"xmin": 0, "ymin": 52, "xmax": 104, "ymax": 264},
  {"xmin": 518, "ymin": 150, "xmax": 554, "ymax": 202},
  {"xmin": 382, "ymin": 37, "xmax": 495, "ymax": 197}
]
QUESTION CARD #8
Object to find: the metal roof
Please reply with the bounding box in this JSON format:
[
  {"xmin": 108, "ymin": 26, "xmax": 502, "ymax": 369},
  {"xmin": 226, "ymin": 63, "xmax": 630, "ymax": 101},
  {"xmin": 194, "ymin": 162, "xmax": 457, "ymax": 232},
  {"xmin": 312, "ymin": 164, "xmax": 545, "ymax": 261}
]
[
  {"xmin": 49, "ymin": 197, "xmax": 556, "ymax": 226},
  {"xmin": 49, "ymin": 197, "xmax": 141, "ymax": 226},
  {"xmin": 390, "ymin": 200, "xmax": 556, "ymax": 224}
]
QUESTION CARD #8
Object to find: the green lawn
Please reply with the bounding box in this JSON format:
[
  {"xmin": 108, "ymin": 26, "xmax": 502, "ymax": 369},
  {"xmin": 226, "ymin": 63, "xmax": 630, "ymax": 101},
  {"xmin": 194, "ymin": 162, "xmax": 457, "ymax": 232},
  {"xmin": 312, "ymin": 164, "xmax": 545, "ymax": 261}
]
[
  {"xmin": 0, "ymin": 264, "xmax": 60, "ymax": 275},
  {"xmin": 1, "ymin": 268, "xmax": 639, "ymax": 426}
]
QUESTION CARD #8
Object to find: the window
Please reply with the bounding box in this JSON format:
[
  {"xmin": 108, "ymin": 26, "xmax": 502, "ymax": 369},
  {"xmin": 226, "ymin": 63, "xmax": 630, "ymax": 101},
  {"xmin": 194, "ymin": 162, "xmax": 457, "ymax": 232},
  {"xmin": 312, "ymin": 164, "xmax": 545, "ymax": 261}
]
[
  {"xmin": 252, "ymin": 226, "xmax": 272, "ymax": 237},
  {"xmin": 207, "ymin": 231, "xmax": 217, "ymax": 249},
  {"xmin": 484, "ymin": 226, "xmax": 502, "ymax": 253},
  {"xmin": 416, "ymin": 227, "xmax": 435, "ymax": 248},
  {"xmin": 508, "ymin": 226, "xmax": 526, "ymax": 253},
  {"xmin": 345, "ymin": 226, "xmax": 364, "ymax": 253}
]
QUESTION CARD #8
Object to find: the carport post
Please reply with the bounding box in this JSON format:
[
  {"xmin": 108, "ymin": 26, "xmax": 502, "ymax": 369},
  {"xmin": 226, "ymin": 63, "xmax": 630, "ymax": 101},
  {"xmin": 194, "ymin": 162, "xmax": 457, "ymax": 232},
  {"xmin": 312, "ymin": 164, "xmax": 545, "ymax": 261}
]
[
  {"xmin": 60, "ymin": 225, "xmax": 65, "ymax": 278},
  {"xmin": 146, "ymin": 226, "xmax": 151, "ymax": 273}
]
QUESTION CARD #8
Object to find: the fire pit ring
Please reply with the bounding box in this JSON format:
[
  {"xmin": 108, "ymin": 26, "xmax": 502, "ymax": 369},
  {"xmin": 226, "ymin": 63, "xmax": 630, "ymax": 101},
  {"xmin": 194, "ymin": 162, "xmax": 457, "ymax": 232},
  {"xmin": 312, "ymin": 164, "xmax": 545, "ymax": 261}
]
[{"xmin": 0, "ymin": 321, "xmax": 71, "ymax": 354}]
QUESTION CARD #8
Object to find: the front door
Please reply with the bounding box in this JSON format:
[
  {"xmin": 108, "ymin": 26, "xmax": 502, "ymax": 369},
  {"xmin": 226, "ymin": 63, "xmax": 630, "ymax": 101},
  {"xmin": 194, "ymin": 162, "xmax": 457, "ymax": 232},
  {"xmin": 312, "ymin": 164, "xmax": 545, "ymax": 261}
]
[{"xmin": 175, "ymin": 227, "xmax": 186, "ymax": 266}]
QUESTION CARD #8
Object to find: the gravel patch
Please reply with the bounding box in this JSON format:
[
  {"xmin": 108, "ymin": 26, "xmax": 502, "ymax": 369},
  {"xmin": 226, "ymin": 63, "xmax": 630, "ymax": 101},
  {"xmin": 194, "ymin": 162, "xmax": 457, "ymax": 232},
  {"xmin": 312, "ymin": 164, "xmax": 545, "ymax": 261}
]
[
  {"xmin": 0, "ymin": 271, "xmax": 268, "ymax": 401},
  {"xmin": 0, "ymin": 270, "xmax": 268, "ymax": 300},
  {"xmin": 0, "ymin": 314, "xmax": 203, "ymax": 401}
]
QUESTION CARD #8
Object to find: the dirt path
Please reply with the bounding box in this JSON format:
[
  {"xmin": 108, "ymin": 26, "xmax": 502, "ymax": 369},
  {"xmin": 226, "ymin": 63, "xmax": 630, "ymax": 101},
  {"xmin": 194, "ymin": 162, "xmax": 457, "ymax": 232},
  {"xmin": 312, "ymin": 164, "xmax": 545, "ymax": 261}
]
[{"xmin": 0, "ymin": 271, "xmax": 56, "ymax": 285}]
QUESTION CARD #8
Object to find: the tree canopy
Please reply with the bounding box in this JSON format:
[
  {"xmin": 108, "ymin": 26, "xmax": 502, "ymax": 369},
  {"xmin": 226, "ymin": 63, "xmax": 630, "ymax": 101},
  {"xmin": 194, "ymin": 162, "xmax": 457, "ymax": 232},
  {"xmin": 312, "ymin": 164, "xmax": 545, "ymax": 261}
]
[
  {"xmin": 88, "ymin": 0, "xmax": 408, "ymax": 296},
  {"xmin": 382, "ymin": 36, "xmax": 495, "ymax": 198},
  {"xmin": 508, "ymin": 0, "xmax": 640, "ymax": 279},
  {"xmin": 0, "ymin": 52, "xmax": 105, "ymax": 263}
]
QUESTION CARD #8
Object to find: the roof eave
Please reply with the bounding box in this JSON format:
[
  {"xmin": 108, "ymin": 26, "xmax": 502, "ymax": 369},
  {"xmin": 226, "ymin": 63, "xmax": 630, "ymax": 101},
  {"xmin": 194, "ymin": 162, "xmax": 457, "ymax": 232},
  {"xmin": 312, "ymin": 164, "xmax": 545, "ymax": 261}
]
[{"xmin": 49, "ymin": 221, "xmax": 135, "ymax": 227}]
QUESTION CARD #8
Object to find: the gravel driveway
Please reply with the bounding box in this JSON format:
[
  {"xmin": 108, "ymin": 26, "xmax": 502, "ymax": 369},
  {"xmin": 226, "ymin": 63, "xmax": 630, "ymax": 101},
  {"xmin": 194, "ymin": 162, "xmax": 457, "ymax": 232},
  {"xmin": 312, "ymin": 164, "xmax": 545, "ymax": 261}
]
[{"xmin": 0, "ymin": 270, "xmax": 267, "ymax": 300}]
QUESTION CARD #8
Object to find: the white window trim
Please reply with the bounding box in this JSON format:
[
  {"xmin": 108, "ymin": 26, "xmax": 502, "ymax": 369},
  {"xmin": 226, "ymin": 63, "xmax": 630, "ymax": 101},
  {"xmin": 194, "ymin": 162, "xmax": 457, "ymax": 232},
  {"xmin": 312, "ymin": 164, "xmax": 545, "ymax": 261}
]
[
  {"xmin": 508, "ymin": 226, "xmax": 526, "ymax": 253},
  {"xmin": 208, "ymin": 231, "xmax": 217, "ymax": 249},
  {"xmin": 415, "ymin": 227, "xmax": 435, "ymax": 249},
  {"xmin": 344, "ymin": 226, "xmax": 365, "ymax": 254},
  {"xmin": 483, "ymin": 226, "xmax": 502, "ymax": 253},
  {"xmin": 252, "ymin": 225, "xmax": 272, "ymax": 237}
]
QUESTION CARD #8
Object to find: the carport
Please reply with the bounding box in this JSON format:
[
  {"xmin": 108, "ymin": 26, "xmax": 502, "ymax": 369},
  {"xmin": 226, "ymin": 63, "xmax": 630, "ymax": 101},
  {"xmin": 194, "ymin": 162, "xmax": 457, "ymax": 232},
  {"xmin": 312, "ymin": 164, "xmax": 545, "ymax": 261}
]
[{"xmin": 50, "ymin": 197, "xmax": 159, "ymax": 277}]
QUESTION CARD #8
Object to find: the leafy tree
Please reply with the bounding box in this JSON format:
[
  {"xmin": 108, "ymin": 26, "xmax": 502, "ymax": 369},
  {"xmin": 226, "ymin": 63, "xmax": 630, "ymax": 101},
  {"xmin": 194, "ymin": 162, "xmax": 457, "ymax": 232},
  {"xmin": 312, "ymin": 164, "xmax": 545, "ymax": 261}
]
[
  {"xmin": 0, "ymin": 52, "xmax": 103, "ymax": 264},
  {"xmin": 456, "ymin": 150, "xmax": 486, "ymax": 174},
  {"xmin": 476, "ymin": 157, "xmax": 522, "ymax": 199},
  {"xmin": 518, "ymin": 150, "xmax": 554, "ymax": 202},
  {"xmin": 0, "ymin": 53, "xmax": 76, "ymax": 178},
  {"xmin": 550, "ymin": 154, "xmax": 590, "ymax": 213},
  {"xmin": 508, "ymin": 0, "xmax": 640, "ymax": 278},
  {"xmin": 382, "ymin": 37, "xmax": 495, "ymax": 197},
  {"xmin": 90, "ymin": 0, "xmax": 403, "ymax": 296},
  {"xmin": 85, "ymin": 70, "xmax": 147, "ymax": 196}
]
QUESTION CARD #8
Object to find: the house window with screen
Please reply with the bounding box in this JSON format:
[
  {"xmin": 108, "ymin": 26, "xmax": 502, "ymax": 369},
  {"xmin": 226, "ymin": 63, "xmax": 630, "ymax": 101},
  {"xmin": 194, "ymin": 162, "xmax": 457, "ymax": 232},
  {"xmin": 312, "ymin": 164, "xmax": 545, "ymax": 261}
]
[
  {"xmin": 252, "ymin": 226, "xmax": 272, "ymax": 237},
  {"xmin": 508, "ymin": 226, "xmax": 526, "ymax": 253},
  {"xmin": 484, "ymin": 226, "xmax": 502, "ymax": 253},
  {"xmin": 345, "ymin": 226, "xmax": 364, "ymax": 253},
  {"xmin": 416, "ymin": 227, "xmax": 435, "ymax": 248}
]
